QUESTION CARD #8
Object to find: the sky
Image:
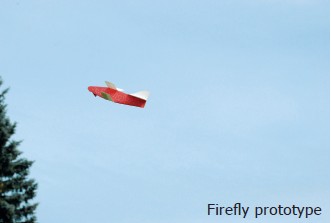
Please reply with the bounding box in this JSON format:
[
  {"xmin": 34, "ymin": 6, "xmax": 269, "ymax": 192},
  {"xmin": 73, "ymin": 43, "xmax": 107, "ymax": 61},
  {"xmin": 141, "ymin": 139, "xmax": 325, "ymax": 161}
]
[{"xmin": 0, "ymin": 0, "xmax": 329, "ymax": 222}]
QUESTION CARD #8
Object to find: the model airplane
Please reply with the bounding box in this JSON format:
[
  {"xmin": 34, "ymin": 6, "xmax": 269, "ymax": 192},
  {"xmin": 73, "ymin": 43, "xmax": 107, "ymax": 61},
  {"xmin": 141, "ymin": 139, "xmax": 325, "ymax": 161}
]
[{"xmin": 88, "ymin": 81, "xmax": 150, "ymax": 108}]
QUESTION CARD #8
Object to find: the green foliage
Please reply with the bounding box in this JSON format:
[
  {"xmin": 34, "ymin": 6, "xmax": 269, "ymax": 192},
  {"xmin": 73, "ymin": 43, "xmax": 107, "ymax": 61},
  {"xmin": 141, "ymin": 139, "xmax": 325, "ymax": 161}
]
[{"xmin": 0, "ymin": 78, "xmax": 38, "ymax": 223}]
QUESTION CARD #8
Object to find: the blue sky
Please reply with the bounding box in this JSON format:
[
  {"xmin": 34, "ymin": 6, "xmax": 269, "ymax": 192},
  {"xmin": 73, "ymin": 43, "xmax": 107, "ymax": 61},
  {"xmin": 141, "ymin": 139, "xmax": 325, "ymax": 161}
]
[{"xmin": 0, "ymin": 0, "xmax": 329, "ymax": 222}]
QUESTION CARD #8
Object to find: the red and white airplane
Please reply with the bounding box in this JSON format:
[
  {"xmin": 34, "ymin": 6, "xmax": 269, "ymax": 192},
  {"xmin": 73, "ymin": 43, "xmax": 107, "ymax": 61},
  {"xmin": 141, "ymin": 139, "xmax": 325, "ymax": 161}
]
[{"xmin": 88, "ymin": 81, "xmax": 150, "ymax": 108}]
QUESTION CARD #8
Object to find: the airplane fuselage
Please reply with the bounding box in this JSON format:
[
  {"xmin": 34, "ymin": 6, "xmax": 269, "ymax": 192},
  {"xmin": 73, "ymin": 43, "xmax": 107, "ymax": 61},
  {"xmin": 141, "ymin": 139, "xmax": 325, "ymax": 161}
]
[{"xmin": 88, "ymin": 86, "xmax": 147, "ymax": 108}]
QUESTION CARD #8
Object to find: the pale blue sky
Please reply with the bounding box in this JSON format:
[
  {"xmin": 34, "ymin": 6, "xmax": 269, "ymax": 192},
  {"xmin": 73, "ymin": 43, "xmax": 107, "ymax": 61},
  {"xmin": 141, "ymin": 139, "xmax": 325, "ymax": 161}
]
[{"xmin": 0, "ymin": 0, "xmax": 329, "ymax": 222}]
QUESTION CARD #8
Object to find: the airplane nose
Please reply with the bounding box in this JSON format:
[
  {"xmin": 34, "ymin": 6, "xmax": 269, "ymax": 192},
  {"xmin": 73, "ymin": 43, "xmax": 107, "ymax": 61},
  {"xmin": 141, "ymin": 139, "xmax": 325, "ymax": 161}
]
[{"xmin": 88, "ymin": 87, "xmax": 97, "ymax": 97}]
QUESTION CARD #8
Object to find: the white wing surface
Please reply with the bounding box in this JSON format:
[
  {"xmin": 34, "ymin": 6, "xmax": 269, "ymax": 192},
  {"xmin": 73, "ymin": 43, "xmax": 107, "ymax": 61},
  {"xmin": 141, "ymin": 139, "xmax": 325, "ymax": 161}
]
[
  {"xmin": 129, "ymin": 91, "xmax": 150, "ymax": 100},
  {"xmin": 105, "ymin": 81, "xmax": 117, "ymax": 90}
]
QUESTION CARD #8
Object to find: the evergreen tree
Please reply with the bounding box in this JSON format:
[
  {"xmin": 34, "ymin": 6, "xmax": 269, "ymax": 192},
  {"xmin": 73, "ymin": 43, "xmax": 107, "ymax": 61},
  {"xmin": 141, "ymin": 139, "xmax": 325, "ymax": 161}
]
[{"xmin": 0, "ymin": 79, "xmax": 38, "ymax": 223}]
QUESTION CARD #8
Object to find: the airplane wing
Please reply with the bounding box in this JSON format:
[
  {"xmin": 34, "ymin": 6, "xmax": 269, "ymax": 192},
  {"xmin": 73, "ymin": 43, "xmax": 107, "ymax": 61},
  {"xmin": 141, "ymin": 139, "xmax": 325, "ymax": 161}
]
[
  {"xmin": 104, "ymin": 81, "xmax": 149, "ymax": 101},
  {"xmin": 105, "ymin": 81, "xmax": 124, "ymax": 92},
  {"xmin": 129, "ymin": 91, "xmax": 150, "ymax": 100},
  {"xmin": 105, "ymin": 81, "xmax": 117, "ymax": 90}
]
